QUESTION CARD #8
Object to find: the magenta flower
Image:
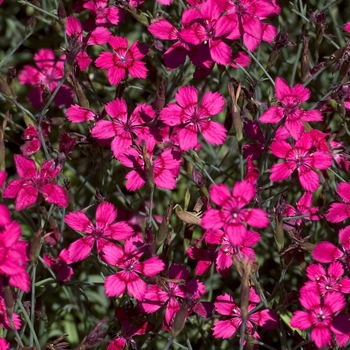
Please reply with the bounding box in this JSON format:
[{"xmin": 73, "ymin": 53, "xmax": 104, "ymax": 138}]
[
  {"xmin": 326, "ymin": 182, "xmax": 350, "ymax": 223},
  {"xmin": 225, "ymin": 0, "xmax": 280, "ymax": 51},
  {"xmin": 187, "ymin": 243, "xmax": 218, "ymax": 275},
  {"xmin": 0, "ymin": 339, "xmax": 9, "ymax": 350},
  {"xmin": 20, "ymin": 122, "xmax": 50, "ymax": 156},
  {"xmin": 66, "ymin": 16, "xmax": 111, "ymax": 70},
  {"xmin": 66, "ymin": 104, "xmax": 97, "ymax": 123},
  {"xmin": 83, "ymin": 0, "xmax": 124, "ymax": 27},
  {"xmin": 201, "ymin": 181, "xmax": 268, "ymax": 246},
  {"xmin": 312, "ymin": 226, "xmax": 350, "ymax": 268},
  {"xmin": 260, "ymin": 77, "xmax": 323, "ymax": 139},
  {"xmin": 139, "ymin": 264, "xmax": 206, "ymax": 331},
  {"xmin": 160, "ymin": 86, "xmax": 226, "ymax": 151},
  {"xmin": 213, "ymin": 291, "xmax": 278, "ymax": 339},
  {"xmin": 205, "ymin": 228, "xmax": 260, "ymax": 275},
  {"xmin": 179, "ymin": 0, "xmax": 237, "ymax": 65},
  {"xmin": 3, "ymin": 155, "xmax": 68, "ymax": 211},
  {"xmin": 18, "ymin": 49, "xmax": 73, "ymax": 109},
  {"xmin": 0, "ymin": 204, "xmax": 30, "ymax": 291},
  {"xmin": 302, "ymin": 261, "xmax": 350, "ymax": 296},
  {"xmin": 269, "ymin": 132, "xmax": 332, "ymax": 192},
  {"xmin": 43, "ymin": 249, "xmax": 73, "ymax": 282},
  {"xmin": 91, "ymin": 98, "xmax": 156, "ymax": 158},
  {"xmin": 290, "ymin": 291, "xmax": 345, "ymax": 348},
  {"xmin": 102, "ymin": 234, "xmax": 165, "ymax": 300},
  {"xmin": 0, "ymin": 296, "xmax": 21, "ymax": 330},
  {"xmin": 0, "ymin": 170, "xmax": 7, "ymax": 189},
  {"xmin": 95, "ymin": 36, "xmax": 148, "ymax": 85},
  {"xmin": 65, "ymin": 201, "xmax": 133, "ymax": 262},
  {"xmin": 118, "ymin": 137, "xmax": 182, "ymax": 191},
  {"xmin": 283, "ymin": 192, "xmax": 320, "ymax": 230}
]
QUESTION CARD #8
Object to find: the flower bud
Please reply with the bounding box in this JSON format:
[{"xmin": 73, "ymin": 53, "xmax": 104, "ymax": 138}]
[
  {"xmin": 58, "ymin": 1, "xmax": 67, "ymax": 28},
  {"xmin": 30, "ymin": 228, "xmax": 43, "ymax": 263},
  {"xmin": 24, "ymin": 15, "xmax": 36, "ymax": 39}
]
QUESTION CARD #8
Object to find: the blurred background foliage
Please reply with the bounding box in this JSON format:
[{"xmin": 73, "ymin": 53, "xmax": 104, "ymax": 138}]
[{"xmin": 1, "ymin": 0, "xmax": 350, "ymax": 349}]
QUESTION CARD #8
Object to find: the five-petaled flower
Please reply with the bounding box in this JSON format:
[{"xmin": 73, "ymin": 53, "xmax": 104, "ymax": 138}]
[
  {"xmin": 260, "ymin": 77, "xmax": 323, "ymax": 140},
  {"xmin": 95, "ymin": 36, "xmax": 148, "ymax": 85},
  {"xmin": 160, "ymin": 86, "xmax": 227, "ymax": 151},
  {"xmin": 65, "ymin": 201, "xmax": 133, "ymax": 262},
  {"xmin": 201, "ymin": 181, "xmax": 268, "ymax": 246},
  {"xmin": 102, "ymin": 233, "xmax": 165, "ymax": 300},
  {"xmin": 269, "ymin": 131, "xmax": 332, "ymax": 192},
  {"xmin": 3, "ymin": 155, "xmax": 68, "ymax": 211}
]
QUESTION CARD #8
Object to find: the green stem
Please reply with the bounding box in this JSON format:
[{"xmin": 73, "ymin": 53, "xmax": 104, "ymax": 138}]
[
  {"xmin": 29, "ymin": 263, "xmax": 37, "ymax": 346},
  {"xmin": 245, "ymin": 50, "xmax": 275, "ymax": 85},
  {"xmin": 0, "ymin": 38, "xmax": 26, "ymax": 69},
  {"xmin": 18, "ymin": 0, "xmax": 59, "ymax": 20}
]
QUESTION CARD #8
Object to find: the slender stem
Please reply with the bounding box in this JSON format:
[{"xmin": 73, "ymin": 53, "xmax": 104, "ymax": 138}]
[
  {"xmin": 0, "ymin": 38, "xmax": 25, "ymax": 69},
  {"xmin": 29, "ymin": 263, "xmax": 37, "ymax": 346},
  {"xmin": 148, "ymin": 188, "xmax": 154, "ymax": 228},
  {"xmin": 290, "ymin": 43, "xmax": 302, "ymax": 87},
  {"xmin": 245, "ymin": 50, "xmax": 275, "ymax": 85},
  {"xmin": 16, "ymin": 299, "xmax": 41, "ymax": 349},
  {"xmin": 163, "ymin": 337, "xmax": 174, "ymax": 350}
]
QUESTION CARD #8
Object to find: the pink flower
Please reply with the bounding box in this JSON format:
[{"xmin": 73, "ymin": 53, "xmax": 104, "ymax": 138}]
[
  {"xmin": 243, "ymin": 120, "xmax": 265, "ymax": 160},
  {"xmin": 205, "ymin": 228, "xmax": 260, "ymax": 275},
  {"xmin": 0, "ymin": 171, "xmax": 7, "ymax": 188},
  {"xmin": 283, "ymin": 192, "xmax": 320, "ymax": 230},
  {"xmin": 303, "ymin": 261, "xmax": 350, "ymax": 295},
  {"xmin": 290, "ymin": 291, "xmax": 345, "ymax": 348},
  {"xmin": 225, "ymin": 0, "xmax": 280, "ymax": 51},
  {"xmin": 18, "ymin": 49, "xmax": 73, "ymax": 109},
  {"xmin": 95, "ymin": 36, "xmax": 148, "ymax": 85},
  {"xmin": 66, "ymin": 16, "xmax": 112, "ymax": 70},
  {"xmin": 0, "ymin": 204, "xmax": 30, "ymax": 291},
  {"xmin": 213, "ymin": 291, "xmax": 278, "ymax": 339},
  {"xmin": 201, "ymin": 181, "xmax": 268, "ymax": 246},
  {"xmin": 160, "ymin": 86, "xmax": 226, "ymax": 151},
  {"xmin": 66, "ymin": 104, "xmax": 97, "ymax": 123},
  {"xmin": 0, "ymin": 338, "xmax": 10, "ymax": 350},
  {"xmin": 260, "ymin": 77, "xmax": 323, "ymax": 139},
  {"xmin": 3, "ymin": 155, "xmax": 68, "ymax": 211},
  {"xmin": 187, "ymin": 243, "xmax": 217, "ymax": 275},
  {"xmin": 0, "ymin": 297, "xmax": 21, "ymax": 330},
  {"xmin": 91, "ymin": 98, "xmax": 156, "ymax": 158},
  {"xmin": 43, "ymin": 249, "xmax": 73, "ymax": 282},
  {"xmin": 269, "ymin": 132, "xmax": 332, "ymax": 192},
  {"xmin": 65, "ymin": 201, "xmax": 133, "ymax": 262},
  {"xmin": 345, "ymin": 22, "xmax": 350, "ymax": 32},
  {"xmin": 83, "ymin": 0, "xmax": 124, "ymax": 27},
  {"xmin": 179, "ymin": 0, "xmax": 237, "ymax": 65},
  {"xmin": 326, "ymin": 182, "xmax": 350, "ymax": 223},
  {"xmin": 118, "ymin": 137, "xmax": 182, "ymax": 191},
  {"xmin": 20, "ymin": 122, "xmax": 51, "ymax": 156},
  {"xmin": 139, "ymin": 264, "xmax": 206, "ymax": 331},
  {"xmin": 102, "ymin": 234, "xmax": 165, "ymax": 300}
]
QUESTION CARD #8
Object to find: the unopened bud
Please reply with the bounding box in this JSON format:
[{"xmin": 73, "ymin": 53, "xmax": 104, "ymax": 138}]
[
  {"xmin": 266, "ymin": 49, "xmax": 281, "ymax": 70},
  {"xmin": 58, "ymin": 1, "xmax": 67, "ymax": 27},
  {"xmin": 228, "ymin": 83, "xmax": 243, "ymax": 142},
  {"xmin": 30, "ymin": 228, "xmax": 43, "ymax": 263},
  {"xmin": 67, "ymin": 75, "xmax": 89, "ymax": 108},
  {"xmin": 157, "ymin": 200, "xmax": 173, "ymax": 247},
  {"xmin": 142, "ymin": 140, "xmax": 154, "ymax": 191},
  {"xmin": 301, "ymin": 36, "xmax": 310, "ymax": 83},
  {"xmin": 192, "ymin": 168, "xmax": 206, "ymax": 188},
  {"xmin": 153, "ymin": 80, "xmax": 166, "ymax": 113},
  {"xmin": 24, "ymin": 15, "xmax": 36, "ymax": 39},
  {"xmin": 40, "ymin": 83, "xmax": 51, "ymax": 106},
  {"xmin": 0, "ymin": 74, "xmax": 14, "ymax": 99},
  {"xmin": 64, "ymin": 179, "xmax": 75, "ymax": 210},
  {"xmin": 171, "ymin": 301, "xmax": 188, "ymax": 338}
]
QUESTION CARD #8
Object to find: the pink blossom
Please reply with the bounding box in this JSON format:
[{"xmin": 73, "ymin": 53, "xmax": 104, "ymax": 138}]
[
  {"xmin": 303, "ymin": 261, "xmax": 350, "ymax": 295},
  {"xmin": 290, "ymin": 291, "xmax": 345, "ymax": 348},
  {"xmin": 179, "ymin": 0, "xmax": 237, "ymax": 65},
  {"xmin": 118, "ymin": 137, "xmax": 182, "ymax": 191},
  {"xmin": 139, "ymin": 264, "xmax": 206, "ymax": 331},
  {"xmin": 0, "ymin": 171, "xmax": 7, "ymax": 188},
  {"xmin": 95, "ymin": 36, "xmax": 148, "ymax": 85},
  {"xmin": 18, "ymin": 49, "xmax": 73, "ymax": 109},
  {"xmin": 43, "ymin": 249, "xmax": 73, "ymax": 282},
  {"xmin": 160, "ymin": 86, "xmax": 226, "ymax": 151},
  {"xmin": 213, "ymin": 291, "xmax": 278, "ymax": 339},
  {"xmin": 91, "ymin": 98, "xmax": 156, "ymax": 158},
  {"xmin": 0, "ymin": 339, "xmax": 10, "ymax": 350},
  {"xmin": 269, "ymin": 132, "xmax": 332, "ymax": 192},
  {"xmin": 3, "ymin": 155, "xmax": 68, "ymax": 211},
  {"xmin": 0, "ymin": 297, "xmax": 21, "ymax": 330},
  {"xmin": 201, "ymin": 181, "xmax": 268, "ymax": 246},
  {"xmin": 283, "ymin": 192, "xmax": 320, "ymax": 230},
  {"xmin": 243, "ymin": 120, "xmax": 265, "ymax": 160},
  {"xmin": 326, "ymin": 182, "xmax": 350, "ymax": 223},
  {"xmin": 66, "ymin": 16, "xmax": 112, "ymax": 70},
  {"xmin": 187, "ymin": 243, "xmax": 217, "ymax": 275},
  {"xmin": 66, "ymin": 104, "xmax": 97, "ymax": 123},
  {"xmin": 205, "ymin": 229, "xmax": 260, "ymax": 275},
  {"xmin": 260, "ymin": 77, "xmax": 323, "ymax": 139},
  {"xmin": 65, "ymin": 201, "xmax": 133, "ymax": 262},
  {"xmin": 83, "ymin": 0, "xmax": 124, "ymax": 27},
  {"xmin": 20, "ymin": 122, "xmax": 51, "ymax": 156},
  {"xmin": 244, "ymin": 156, "xmax": 259, "ymax": 185},
  {"xmin": 224, "ymin": 0, "xmax": 280, "ymax": 51},
  {"xmin": 102, "ymin": 233, "xmax": 165, "ymax": 300},
  {"xmin": 345, "ymin": 22, "xmax": 350, "ymax": 32}
]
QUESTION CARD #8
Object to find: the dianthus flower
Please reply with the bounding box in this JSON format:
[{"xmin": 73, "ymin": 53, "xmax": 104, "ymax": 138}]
[
  {"xmin": 269, "ymin": 131, "xmax": 332, "ymax": 192},
  {"xmin": 160, "ymin": 86, "xmax": 226, "ymax": 151},
  {"xmin": 18, "ymin": 49, "xmax": 73, "ymax": 109},
  {"xmin": 326, "ymin": 182, "xmax": 350, "ymax": 223},
  {"xmin": 20, "ymin": 122, "xmax": 50, "ymax": 156},
  {"xmin": 3, "ymin": 155, "xmax": 68, "ymax": 211},
  {"xmin": 91, "ymin": 98, "xmax": 157, "ymax": 158},
  {"xmin": 102, "ymin": 233, "xmax": 165, "ymax": 300},
  {"xmin": 95, "ymin": 36, "xmax": 148, "ymax": 85},
  {"xmin": 290, "ymin": 291, "xmax": 345, "ymax": 348},
  {"xmin": 260, "ymin": 77, "xmax": 323, "ymax": 139},
  {"xmin": 213, "ymin": 289, "xmax": 278, "ymax": 339},
  {"xmin": 117, "ymin": 137, "xmax": 182, "ymax": 191},
  {"xmin": 83, "ymin": 0, "xmax": 124, "ymax": 27},
  {"xmin": 201, "ymin": 180, "xmax": 268, "ymax": 246},
  {"xmin": 65, "ymin": 201, "xmax": 133, "ymax": 262}
]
